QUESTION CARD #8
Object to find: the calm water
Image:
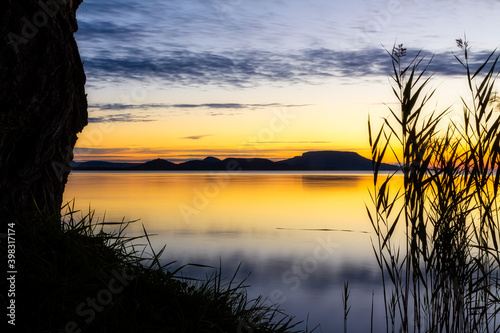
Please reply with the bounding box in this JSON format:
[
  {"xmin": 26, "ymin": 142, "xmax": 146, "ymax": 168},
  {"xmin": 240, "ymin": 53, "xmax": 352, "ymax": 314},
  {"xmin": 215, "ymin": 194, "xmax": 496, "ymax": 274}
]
[{"xmin": 64, "ymin": 171, "xmax": 400, "ymax": 332}]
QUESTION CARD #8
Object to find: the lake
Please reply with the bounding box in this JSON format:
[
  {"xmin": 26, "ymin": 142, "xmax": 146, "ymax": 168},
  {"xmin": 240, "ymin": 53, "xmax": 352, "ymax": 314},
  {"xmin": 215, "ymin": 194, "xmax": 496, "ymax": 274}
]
[{"xmin": 63, "ymin": 171, "xmax": 399, "ymax": 332}]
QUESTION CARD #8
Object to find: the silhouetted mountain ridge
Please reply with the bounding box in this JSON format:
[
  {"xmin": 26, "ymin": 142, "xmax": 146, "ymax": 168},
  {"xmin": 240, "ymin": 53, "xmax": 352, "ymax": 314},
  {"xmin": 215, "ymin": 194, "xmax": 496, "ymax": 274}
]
[
  {"xmin": 283, "ymin": 151, "xmax": 375, "ymax": 170},
  {"xmin": 128, "ymin": 158, "xmax": 176, "ymax": 170},
  {"xmin": 72, "ymin": 151, "xmax": 398, "ymax": 171}
]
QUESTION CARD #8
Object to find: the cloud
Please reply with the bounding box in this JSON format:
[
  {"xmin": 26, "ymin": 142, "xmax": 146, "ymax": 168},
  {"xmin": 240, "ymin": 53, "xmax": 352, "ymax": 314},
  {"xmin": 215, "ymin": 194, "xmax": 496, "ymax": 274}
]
[
  {"xmin": 207, "ymin": 112, "xmax": 238, "ymax": 117},
  {"xmin": 82, "ymin": 49, "xmax": 279, "ymax": 87},
  {"xmin": 176, "ymin": 103, "xmax": 279, "ymax": 109},
  {"xmin": 81, "ymin": 46, "xmax": 495, "ymax": 88},
  {"xmin": 72, "ymin": 146, "xmax": 338, "ymax": 162},
  {"xmin": 88, "ymin": 102, "xmax": 306, "ymax": 112},
  {"xmin": 180, "ymin": 134, "xmax": 213, "ymax": 140},
  {"xmin": 88, "ymin": 113, "xmax": 154, "ymax": 123},
  {"xmin": 244, "ymin": 140, "xmax": 331, "ymax": 144},
  {"xmin": 89, "ymin": 103, "xmax": 170, "ymax": 111},
  {"xmin": 76, "ymin": 0, "xmax": 500, "ymax": 89}
]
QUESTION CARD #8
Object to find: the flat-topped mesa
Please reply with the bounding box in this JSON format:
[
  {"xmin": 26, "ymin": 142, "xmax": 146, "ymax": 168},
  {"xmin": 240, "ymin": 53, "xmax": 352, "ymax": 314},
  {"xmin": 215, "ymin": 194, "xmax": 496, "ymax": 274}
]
[{"xmin": 282, "ymin": 150, "xmax": 394, "ymax": 170}]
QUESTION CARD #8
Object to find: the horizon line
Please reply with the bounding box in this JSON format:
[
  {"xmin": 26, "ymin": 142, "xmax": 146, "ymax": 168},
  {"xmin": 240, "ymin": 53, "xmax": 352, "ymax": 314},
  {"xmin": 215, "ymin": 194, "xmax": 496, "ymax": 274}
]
[{"xmin": 72, "ymin": 149, "xmax": 368, "ymax": 165}]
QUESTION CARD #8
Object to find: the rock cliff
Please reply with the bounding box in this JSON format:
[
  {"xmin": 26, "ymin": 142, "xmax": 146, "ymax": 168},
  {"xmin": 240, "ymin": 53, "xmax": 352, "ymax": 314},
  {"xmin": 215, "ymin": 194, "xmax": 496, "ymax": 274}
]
[{"xmin": 1, "ymin": 0, "xmax": 87, "ymax": 218}]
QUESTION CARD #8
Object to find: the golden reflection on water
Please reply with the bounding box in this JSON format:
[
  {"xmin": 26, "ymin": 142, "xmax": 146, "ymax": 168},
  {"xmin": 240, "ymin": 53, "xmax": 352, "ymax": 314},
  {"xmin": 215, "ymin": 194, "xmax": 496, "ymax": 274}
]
[
  {"xmin": 64, "ymin": 172, "xmax": 376, "ymax": 230},
  {"xmin": 63, "ymin": 171, "xmax": 404, "ymax": 259},
  {"xmin": 63, "ymin": 171, "xmax": 404, "ymax": 332}
]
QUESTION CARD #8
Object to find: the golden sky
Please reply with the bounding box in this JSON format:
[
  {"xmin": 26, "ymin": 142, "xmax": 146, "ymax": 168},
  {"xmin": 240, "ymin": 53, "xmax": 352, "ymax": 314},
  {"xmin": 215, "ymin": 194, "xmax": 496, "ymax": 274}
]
[{"xmin": 73, "ymin": 0, "xmax": 500, "ymax": 163}]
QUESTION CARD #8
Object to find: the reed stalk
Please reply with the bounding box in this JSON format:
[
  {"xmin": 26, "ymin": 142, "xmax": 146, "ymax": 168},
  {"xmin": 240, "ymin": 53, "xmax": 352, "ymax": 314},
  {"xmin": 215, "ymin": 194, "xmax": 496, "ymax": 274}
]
[{"xmin": 367, "ymin": 40, "xmax": 500, "ymax": 333}]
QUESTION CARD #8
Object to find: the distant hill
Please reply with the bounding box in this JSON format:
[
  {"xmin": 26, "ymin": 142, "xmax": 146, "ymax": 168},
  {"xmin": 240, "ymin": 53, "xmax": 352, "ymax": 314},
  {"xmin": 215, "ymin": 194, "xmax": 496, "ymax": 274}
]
[
  {"xmin": 128, "ymin": 158, "xmax": 177, "ymax": 170},
  {"xmin": 72, "ymin": 151, "xmax": 399, "ymax": 171},
  {"xmin": 282, "ymin": 151, "xmax": 383, "ymax": 170}
]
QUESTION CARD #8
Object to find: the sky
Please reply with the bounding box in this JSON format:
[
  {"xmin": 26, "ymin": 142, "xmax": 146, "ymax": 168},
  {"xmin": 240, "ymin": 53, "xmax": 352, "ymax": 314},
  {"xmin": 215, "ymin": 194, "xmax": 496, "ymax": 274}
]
[{"xmin": 73, "ymin": 0, "xmax": 500, "ymax": 163}]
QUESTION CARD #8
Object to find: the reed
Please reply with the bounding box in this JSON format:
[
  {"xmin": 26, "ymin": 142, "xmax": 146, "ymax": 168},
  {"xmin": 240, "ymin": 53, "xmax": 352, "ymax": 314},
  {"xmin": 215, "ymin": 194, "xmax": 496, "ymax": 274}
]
[
  {"xmin": 367, "ymin": 40, "xmax": 500, "ymax": 333},
  {"xmin": 343, "ymin": 281, "xmax": 351, "ymax": 333}
]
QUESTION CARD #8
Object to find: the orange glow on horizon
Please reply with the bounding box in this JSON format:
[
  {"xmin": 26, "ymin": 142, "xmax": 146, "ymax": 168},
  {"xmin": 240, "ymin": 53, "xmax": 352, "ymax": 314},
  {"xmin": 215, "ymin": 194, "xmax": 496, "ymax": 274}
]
[
  {"xmin": 73, "ymin": 120, "xmax": 376, "ymax": 163},
  {"xmin": 75, "ymin": 100, "xmax": 407, "ymax": 164}
]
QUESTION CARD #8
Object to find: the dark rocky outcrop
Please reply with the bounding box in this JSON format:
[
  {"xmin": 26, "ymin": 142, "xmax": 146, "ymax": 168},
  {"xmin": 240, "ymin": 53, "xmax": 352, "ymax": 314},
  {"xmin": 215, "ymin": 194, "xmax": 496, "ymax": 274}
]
[{"xmin": 1, "ymin": 0, "xmax": 87, "ymax": 219}]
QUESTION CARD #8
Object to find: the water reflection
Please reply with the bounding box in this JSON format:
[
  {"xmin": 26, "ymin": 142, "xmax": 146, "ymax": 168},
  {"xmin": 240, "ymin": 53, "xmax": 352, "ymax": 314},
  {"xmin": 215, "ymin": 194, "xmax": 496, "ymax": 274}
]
[
  {"xmin": 64, "ymin": 171, "xmax": 395, "ymax": 332},
  {"xmin": 301, "ymin": 175, "xmax": 363, "ymax": 188}
]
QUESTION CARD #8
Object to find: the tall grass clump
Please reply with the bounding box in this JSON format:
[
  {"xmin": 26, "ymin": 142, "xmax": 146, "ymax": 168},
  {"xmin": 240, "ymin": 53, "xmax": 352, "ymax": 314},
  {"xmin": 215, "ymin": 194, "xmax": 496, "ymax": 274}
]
[
  {"xmin": 13, "ymin": 201, "xmax": 304, "ymax": 332},
  {"xmin": 367, "ymin": 40, "xmax": 500, "ymax": 333}
]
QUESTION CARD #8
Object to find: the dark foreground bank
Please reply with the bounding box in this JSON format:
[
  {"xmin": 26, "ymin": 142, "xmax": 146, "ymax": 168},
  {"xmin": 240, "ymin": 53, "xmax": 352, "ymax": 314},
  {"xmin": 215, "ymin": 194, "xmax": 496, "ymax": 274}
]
[{"xmin": 10, "ymin": 204, "xmax": 307, "ymax": 333}]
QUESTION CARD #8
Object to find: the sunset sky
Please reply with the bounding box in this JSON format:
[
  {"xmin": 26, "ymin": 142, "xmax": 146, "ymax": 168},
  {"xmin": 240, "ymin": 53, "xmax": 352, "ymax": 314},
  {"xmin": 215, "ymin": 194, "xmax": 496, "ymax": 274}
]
[{"xmin": 74, "ymin": 0, "xmax": 500, "ymax": 163}]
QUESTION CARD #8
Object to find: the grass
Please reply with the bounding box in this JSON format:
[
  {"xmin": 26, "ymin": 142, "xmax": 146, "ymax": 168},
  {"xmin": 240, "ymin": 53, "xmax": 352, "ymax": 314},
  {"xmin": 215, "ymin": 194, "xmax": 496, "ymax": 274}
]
[
  {"xmin": 11, "ymin": 201, "xmax": 305, "ymax": 332},
  {"xmin": 367, "ymin": 40, "xmax": 500, "ymax": 333}
]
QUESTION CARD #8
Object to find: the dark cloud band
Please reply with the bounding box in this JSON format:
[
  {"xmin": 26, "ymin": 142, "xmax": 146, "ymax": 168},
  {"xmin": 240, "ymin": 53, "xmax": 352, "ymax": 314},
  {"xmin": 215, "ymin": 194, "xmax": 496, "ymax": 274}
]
[
  {"xmin": 81, "ymin": 47, "xmax": 494, "ymax": 88},
  {"xmin": 88, "ymin": 113, "xmax": 153, "ymax": 123},
  {"xmin": 88, "ymin": 102, "xmax": 307, "ymax": 112}
]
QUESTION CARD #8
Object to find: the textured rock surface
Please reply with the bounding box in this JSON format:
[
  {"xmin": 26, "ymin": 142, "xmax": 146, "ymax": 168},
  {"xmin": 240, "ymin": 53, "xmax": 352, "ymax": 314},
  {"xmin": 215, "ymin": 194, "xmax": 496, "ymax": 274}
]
[{"xmin": 0, "ymin": 0, "xmax": 87, "ymax": 218}]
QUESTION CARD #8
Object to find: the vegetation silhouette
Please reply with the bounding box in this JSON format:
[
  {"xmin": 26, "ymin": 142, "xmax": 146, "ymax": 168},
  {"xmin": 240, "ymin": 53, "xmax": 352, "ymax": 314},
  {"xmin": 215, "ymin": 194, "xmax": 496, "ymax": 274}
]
[
  {"xmin": 16, "ymin": 203, "xmax": 308, "ymax": 332},
  {"xmin": 367, "ymin": 40, "xmax": 500, "ymax": 332}
]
